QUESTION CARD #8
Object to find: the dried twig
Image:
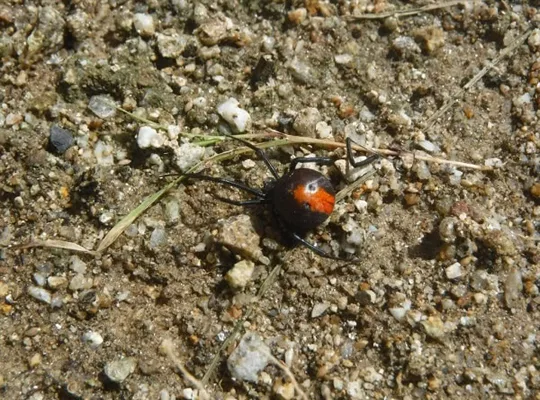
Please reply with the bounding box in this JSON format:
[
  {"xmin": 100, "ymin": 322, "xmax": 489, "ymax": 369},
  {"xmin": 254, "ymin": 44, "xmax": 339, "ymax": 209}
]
[
  {"xmin": 13, "ymin": 239, "xmax": 97, "ymax": 255},
  {"xmin": 160, "ymin": 338, "xmax": 211, "ymax": 400},
  {"xmin": 266, "ymin": 351, "xmax": 308, "ymax": 400},
  {"xmin": 346, "ymin": 0, "xmax": 479, "ymax": 20}
]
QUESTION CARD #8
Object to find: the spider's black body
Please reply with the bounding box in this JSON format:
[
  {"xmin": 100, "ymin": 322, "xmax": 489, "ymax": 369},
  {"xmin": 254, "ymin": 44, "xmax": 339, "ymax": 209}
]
[{"xmin": 183, "ymin": 135, "xmax": 377, "ymax": 260}]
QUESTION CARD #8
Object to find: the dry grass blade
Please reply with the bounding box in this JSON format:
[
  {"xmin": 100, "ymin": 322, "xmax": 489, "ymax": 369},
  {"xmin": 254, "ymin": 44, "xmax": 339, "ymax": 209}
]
[
  {"xmin": 97, "ymin": 139, "xmax": 291, "ymax": 253},
  {"xmin": 96, "ymin": 179, "xmax": 180, "ymax": 253},
  {"xmin": 266, "ymin": 352, "xmax": 309, "ymax": 400},
  {"xmin": 346, "ymin": 0, "xmax": 480, "ymax": 20},
  {"xmin": 14, "ymin": 239, "xmax": 97, "ymax": 255},
  {"xmin": 160, "ymin": 338, "xmax": 210, "ymax": 399},
  {"xmin": 267, "ymin": 129, "xmax": 493, "ymax": 171},
  {"xmin": 336, "ymin": 168, "xmax": 377, "ymax": 203}
]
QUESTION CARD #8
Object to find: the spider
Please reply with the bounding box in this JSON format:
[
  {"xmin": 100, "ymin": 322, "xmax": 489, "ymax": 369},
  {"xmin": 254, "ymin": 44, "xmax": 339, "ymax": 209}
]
[{"xmin": 181, "ymin": 135, "xmax": 379, "ymax": 260}]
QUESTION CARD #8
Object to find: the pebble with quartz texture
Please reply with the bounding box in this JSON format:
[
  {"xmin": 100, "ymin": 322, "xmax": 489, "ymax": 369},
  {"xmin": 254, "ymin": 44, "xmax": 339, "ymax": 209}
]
[
  {"xmin": 137, "ymin": 126, "xmax": 165, "ymax": 149},
  {"xmin": 216, "ymin": 98, "xmax": 251, "ymax": 133},
  {"xmin": 227, "ymin": 332, "xmax": 271, "ymax": 382},
  {"xmin": 133, "ymin": 13, "xmax": 155, "ymax": 37},
  {"xmin": 218, "ymin": 214, "xmax": 263, "ymax": 261},
  {"xmin": 104, "ymin": 358, "xmax": 137, "ymax": 383},
  {"xmin": 88, "ymin": 95, "xmax": 117, "ymax": 119},
  {"xmin": 225, "ymin": 260, "xmax": 255, "ymax": 289},
  {"xmin": 82, "ymin": 331, "xmax": 104, "ymax": 349},
  {"xmin": 28, "ymin": 286, "xmax": 52, "ymax": 304}
]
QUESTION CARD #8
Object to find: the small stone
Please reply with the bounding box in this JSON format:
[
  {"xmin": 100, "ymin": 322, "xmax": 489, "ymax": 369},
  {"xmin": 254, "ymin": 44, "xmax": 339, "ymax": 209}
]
[
  {"xmin": 156, "ymin": 32, "xmax": 188, "ymax": 58},
  {"xmin": 227, "ymin": 332, "xmax": 271, "ymax": 382},
  {"xmin": 530, "ymin": 182, "xmax": 540, "ymax": 198},
  {"xmin": 5, "ymin": 113, "xmax": 23, "ymax": 126},
  {"xmin": 273, "ymin": 380, "xmax": 295, "ymax": 400},
  {"xmin": 14, "ymin": 196, "xmax": 24, "ymax": 208},
  {"xmin": 133, "ymin": 13, "xmax": 155, "ymax": 37},
  {"xmin": 414, "ymin": 26, "xmax": 445, "ymax": 53},
  {"xmin": 356, "ymin": 290, "xmax": 376, "ymax": 305},
  {"xmin": 33, "ymin": 273, "xmax": 47, "ymax": 287},
  {"xmin": 47, "ymin": 276, "xmax": 68, "ymax": 290},
  {"xmin": 242, "ymin": 159, "xmax": 256, "ymax": 169},
  {"xmin": 473, "ymin": 293, "xmax": 487, "ymax": 305},
  {"xmin": 421, "ymin": 315, "xmax": 445, "ymax": 340},
  {"xmin": 69, "ymin": 274, "xmax": 93, "ymax": 291},
  {"xmin": 99, "ymin": 211, "xmax": 115, "ymax": 225},
  {"xmin": 417, "ymin": 140, "xmax": 440, "ymax": 153},
  {"xmin": 389, "ymin": 299, "xmax": 411, "ymax": 321},
  {"xmin": 217, "ymin": 97, "xmax": 251, "ymax": 133},
  {"xmin": 0, "ymin": 282, "xmax": 9, "ymax": 297},
  {"xmin": 69, "ymin": 255, "xmax": 87, "ymax": 274},
  {"xmin": 218, "ymin": 214, "xmax": 263, "ymax": 261},
  {"xmin": 181, "ymin": 388, "xmax": 195, "ymax": 400},
  {"xmin": 225, "ymin": 260, "xmax": 255, "ymax": 289},
  {"xmin": 82, "ymin": 331, "xmax": 104, "ymax": 349},
  {"xmin": 104, "ymin": 357, "xmax": 137, "ymax": 383},
  {"xmin": 148, "ymin": 228, "xmax": 167, "ymax": 249},
  {"xmin": 164, "ymin": 199, "xmax": 180, "ymax": 223},
  {"xmin": 504, "ymin": 269, "xmax": 523, "ymax": 309},
  {"xmin": 392, "ymin": 36, "xmax": 421, "ymax": 58},
  {"xmin": 311, "ymin": 302, "xmax": 330, "ymax": 318},
  {"xmin": 48, "ymin": 125, "xmax": 74, "ymax": 154},
  {"xmin": 137, "ymin": 126, "xmax": 165, "ymax": 149},
  {"xmin": 445, "ymin": 262, "xmax": 463, "ymax": 280},
  {"xmin": 315, "ymin": 121, "xmax": 333, "ymax": 139},
  {"xmin": 334, "ymin": 53, "xmax": 353, "ymax": 65},
  {"xmin": 528, "ymin": 28, "xmax": 540, "ymax": 49},
  {"xmin": 88, "ymin": 95, "xmax": 117, "ymax": 119},
  {"xmin": 28, "ymin": 286, "xmax": 52, "ymax": 304},
  {"xmin": 404, "ymin": 193, "xmax": 420, "ymax": 206},
  {"xmin": 94, "ymin": 140, "xmax": 114, "ymax": 165},
  {"xmin": 174, "ymin": 142, "xmax": 206, "ymax": 171},
  {"xmin": 288, "ymin": 8, "xmax": 307, "ymax": 25},
  {"xmin": 292, "ymin": 107, "xmax": 321, "ymax": 138},
  {"xmin": 28, "ymin": 353, "xmax": 42, "ymax": 368},
  {"xmin": 289, "ymin": 57, "xmax": 312, "ymax": 84}
]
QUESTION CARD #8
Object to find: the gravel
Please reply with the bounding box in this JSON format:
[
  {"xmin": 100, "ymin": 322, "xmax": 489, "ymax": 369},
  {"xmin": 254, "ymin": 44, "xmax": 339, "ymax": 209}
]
[
  {"xmin": 227, "ymin": 332, "xmax": 271, "ymax": 383},
  {"xmin": 1, "ymin": 2, "xmax": 538, "ymax": 399},
  {"xmin": 48, "ymin": 125, "xmax": 74, "ymax": 154},
  {"xmin": 103, "ymin": 358, "xmax": 137, "ymax": 383}
]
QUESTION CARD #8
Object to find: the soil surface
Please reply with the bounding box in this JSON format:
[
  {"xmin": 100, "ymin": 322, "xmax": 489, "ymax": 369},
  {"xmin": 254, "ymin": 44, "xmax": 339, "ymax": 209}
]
[{"xmin": 1, "ymin": 1, "xmax": 539, "ymax": 399}]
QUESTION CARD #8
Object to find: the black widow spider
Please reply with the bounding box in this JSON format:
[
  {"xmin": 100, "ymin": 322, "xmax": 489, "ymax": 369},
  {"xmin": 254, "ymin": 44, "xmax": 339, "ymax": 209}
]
[{"xmin": 182, "ymin": 135, "xmax": 379, "ymax": 261}]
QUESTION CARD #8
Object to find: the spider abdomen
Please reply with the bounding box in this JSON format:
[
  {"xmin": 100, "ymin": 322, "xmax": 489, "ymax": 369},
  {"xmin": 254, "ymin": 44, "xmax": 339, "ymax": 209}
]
[{"xmin": 271, "ymin": 168, "xmax": 336, "ymax": 234}]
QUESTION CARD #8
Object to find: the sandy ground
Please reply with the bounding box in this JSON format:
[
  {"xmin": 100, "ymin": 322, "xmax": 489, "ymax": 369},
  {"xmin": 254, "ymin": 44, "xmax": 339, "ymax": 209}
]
[{"xmin": 0, "ymin": 1, "xmax": 539, "ymax": 399}]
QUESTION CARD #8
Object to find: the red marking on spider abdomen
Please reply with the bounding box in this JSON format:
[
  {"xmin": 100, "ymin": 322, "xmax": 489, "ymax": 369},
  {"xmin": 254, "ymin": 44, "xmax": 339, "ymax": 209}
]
[{"xmin": 293, "ymin": 184, "xmax": 335, "ymax": 215}]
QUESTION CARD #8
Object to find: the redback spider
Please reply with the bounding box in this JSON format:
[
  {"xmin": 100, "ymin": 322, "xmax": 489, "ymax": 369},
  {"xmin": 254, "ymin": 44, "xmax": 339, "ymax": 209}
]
[{"xmin": 181, "ymin": 135, "xmax": 379, "ymax": 261}]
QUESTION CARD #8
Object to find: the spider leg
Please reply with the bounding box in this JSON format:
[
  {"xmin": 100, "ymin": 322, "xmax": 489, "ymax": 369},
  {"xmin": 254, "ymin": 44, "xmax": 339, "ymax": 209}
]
[
  {"xmin": 222, "ymin": 134, "xmax": 280, "ymax": 180},
  {"xmin": 346, "ymin": 137, "xmax": 380, "ymax": 168},
  {"xmin": 291, "ymin": 232, "xmax": 358, "ymax": 263},
  {"xmin": 289, "ymin": 156, "xmax": 336, "ymax": 172},
  {"xmin": 214, "ymin": 196, "xmax": 267, "ymax": 206},
  {"xmin": 183, "ymin": 173, "xmax": 265, "ymax": 198}
]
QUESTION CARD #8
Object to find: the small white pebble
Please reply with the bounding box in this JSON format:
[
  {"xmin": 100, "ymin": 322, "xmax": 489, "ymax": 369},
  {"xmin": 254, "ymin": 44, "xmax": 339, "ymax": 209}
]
[
  {"xmin": 82, "ymin": 331, "xmax": 104, "ymax": 349},
  {"xmin": 242, "ymin": 159, "xmax": 256, "ymax": 169},
  {"xmin": 217, "ymin": 97, "xmax": 251, "ymax": 133},
  {"xmin": 225, "ymin": 260, "xmax": 255, "ymax": 289},
  {"xmin": 137, "ymin": 126, "xmax": 164, "ymax": 149},
  {"xmin": 133, "ymin": 13, "xmax": 155, "ymax": 37},
  {"xmin": 28, "ymin": 286, "xmax": 52, "ymax": 304},
  {"xmin": 445, "ymin": 262, "xmax": 463, "ymax": 280},
  {"xmin": 334, "ymin": 53, "xmax": 353, "ymax": 65}
]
